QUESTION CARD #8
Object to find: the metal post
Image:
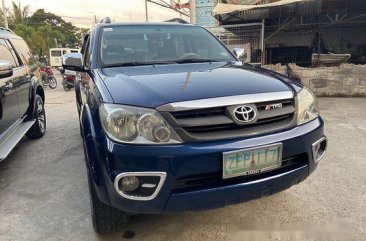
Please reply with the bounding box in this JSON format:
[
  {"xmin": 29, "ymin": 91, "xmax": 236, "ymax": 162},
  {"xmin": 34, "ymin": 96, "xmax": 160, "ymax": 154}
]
[
  {"xmin": 261, "ymin": 18, "xmax": 265, "ymax": 65},
  {"xmin": 145, "ymin": 0, "xmax": 149, "ymax": 22},
  {"xmin": 2, "ymin": 0, "xmax": 8, "ymax": 28},
  {"xmin": 189, "ymin": 0, "xmax": 196, "ymax": 24}
]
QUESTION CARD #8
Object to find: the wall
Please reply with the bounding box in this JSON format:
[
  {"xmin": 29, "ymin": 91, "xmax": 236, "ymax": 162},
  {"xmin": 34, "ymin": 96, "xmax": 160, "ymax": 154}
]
[
  {"xmin": 263, "ymin": 64, "xmax": 366, "ymax": 96},
  {"xmin": 196, "ymin": 0, "xmax": 216, "ymax": 26}
]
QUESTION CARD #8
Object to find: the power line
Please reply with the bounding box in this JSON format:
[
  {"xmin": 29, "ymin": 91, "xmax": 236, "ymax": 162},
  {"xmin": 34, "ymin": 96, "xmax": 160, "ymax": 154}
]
[{"xmin": 147, "ymin": 0, "xmax": 190, "ymax": 17}]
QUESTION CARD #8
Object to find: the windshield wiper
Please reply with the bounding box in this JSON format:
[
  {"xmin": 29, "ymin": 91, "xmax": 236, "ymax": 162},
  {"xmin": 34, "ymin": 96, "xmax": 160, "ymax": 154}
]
[
  {"xmin": 173, "ymin": 58, "xmax": 223, "ymax": 64},
  {"xmin": 102, "ymin": 61, "xmax": 176, "ymax": 68}
]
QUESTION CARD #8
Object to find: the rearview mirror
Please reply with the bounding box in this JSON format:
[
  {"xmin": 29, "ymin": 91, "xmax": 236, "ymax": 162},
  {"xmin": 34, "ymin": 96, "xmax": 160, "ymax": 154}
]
[
  {"xmin": 0, "ymin": 60, "xmax": 13, "ymax": 78},
  {"xmin": 62, "ymin": 53, "xmax": 84, "ymax": 71},
  {"xmin": 232, "ymin": 48, "xmax": 246, "ymax": 61}
]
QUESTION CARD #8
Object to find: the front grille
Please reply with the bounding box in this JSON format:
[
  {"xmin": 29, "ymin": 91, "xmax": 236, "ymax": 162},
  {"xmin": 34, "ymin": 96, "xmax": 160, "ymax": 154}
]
[
  {"xmin": 161, "ymin": 98, "xmax": 296, "ymax": 142},
  {"xmin": 172, "ymin": 154, "xmax": 308, "ymax": 193}
]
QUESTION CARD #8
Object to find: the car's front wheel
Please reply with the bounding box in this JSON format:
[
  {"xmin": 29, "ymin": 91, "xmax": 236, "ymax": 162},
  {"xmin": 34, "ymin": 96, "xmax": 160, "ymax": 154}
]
[
  {"xmin": 26, "ymin": 94, "xmax": 46, "ymax": 139},
  {"xmin": 87, "ymin": 170, "xmax": 130, "ymax": 233}
]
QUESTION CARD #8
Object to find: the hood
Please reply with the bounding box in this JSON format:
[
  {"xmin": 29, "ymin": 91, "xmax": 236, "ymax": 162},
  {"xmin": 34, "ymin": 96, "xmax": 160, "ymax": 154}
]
[{"xmin": 100, "ymin": 62, "xmax": 293, "ymax": 108}]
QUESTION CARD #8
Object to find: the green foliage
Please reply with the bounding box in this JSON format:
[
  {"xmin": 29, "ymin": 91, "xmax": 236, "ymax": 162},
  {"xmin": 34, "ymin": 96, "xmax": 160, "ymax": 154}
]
[{"xmin": 2, "ymin": 2, "xmax": 85, "ymax": 59}]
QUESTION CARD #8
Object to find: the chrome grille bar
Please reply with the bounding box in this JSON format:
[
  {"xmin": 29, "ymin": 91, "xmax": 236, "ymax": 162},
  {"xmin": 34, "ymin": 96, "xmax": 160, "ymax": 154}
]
[{"xmin": 156, "ymin": 91, "xmax": 294, "ymax": 112}]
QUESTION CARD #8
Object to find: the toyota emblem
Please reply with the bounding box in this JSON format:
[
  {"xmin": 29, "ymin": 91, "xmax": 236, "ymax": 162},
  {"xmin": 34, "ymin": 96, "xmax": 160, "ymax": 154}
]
[{"xmin": 233, "ymin": 105, "xmax": 257, "ymax": 123}]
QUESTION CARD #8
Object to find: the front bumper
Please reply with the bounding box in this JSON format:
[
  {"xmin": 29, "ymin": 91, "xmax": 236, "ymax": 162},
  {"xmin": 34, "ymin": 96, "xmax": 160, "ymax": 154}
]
[{"xmin": 84, "ymin": 118, "xmax": 325, "ymax": 214}]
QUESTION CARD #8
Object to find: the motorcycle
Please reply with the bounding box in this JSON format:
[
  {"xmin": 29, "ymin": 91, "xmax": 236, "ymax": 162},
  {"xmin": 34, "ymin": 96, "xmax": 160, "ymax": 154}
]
[
  {"xmin": 40, "ymin": 66, "xmax": 57, "ymax": 89},
  {"xmin": 62, "ymin": 69, "xmax": 76, "ymax": 91}
]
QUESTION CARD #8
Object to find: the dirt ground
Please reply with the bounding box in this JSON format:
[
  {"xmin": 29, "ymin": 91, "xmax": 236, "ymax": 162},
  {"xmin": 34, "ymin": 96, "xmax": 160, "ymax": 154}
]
[{"xmin": 0, "ymin": 77, "xmax": 365, "ymax": 241}]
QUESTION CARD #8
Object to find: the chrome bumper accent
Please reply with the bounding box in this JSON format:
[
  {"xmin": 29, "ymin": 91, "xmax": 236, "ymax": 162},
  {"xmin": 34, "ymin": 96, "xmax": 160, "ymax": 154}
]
[
  {"xmin": 312, "ymin": 136, "xmax": 327, "ymax": 163},
  {"xmin": 114, "ymin": 172, "xmax": 167, "ymax": 201}
]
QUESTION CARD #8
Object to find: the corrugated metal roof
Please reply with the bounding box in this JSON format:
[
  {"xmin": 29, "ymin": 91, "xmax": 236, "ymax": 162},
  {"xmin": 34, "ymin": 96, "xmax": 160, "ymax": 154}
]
[{"xmin": 218, "ymin": 0, "xmax": 366, "ymax": 23}]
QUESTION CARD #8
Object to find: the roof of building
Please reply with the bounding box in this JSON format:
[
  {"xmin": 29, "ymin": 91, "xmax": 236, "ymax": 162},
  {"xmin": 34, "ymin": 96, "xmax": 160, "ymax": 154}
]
[{"xmin": 215, "ymin": 0, "xmax": 366, "ymax": 23}]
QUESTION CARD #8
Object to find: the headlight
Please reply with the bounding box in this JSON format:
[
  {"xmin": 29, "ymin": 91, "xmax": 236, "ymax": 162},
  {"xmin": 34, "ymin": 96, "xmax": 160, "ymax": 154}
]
[
  {"xmin": 296, "ymin": 87, "xmax": 319, "ymax": 125},
  {"xmin": 99, "ymin": 103, "xmax": 182, "ymax": 144}
]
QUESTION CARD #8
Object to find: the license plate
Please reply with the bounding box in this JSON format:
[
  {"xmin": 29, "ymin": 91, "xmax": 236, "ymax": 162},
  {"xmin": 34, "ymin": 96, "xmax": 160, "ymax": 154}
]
[{"xmin": 223, "ymin": 144, "xmax": 283, "ymax": 179}]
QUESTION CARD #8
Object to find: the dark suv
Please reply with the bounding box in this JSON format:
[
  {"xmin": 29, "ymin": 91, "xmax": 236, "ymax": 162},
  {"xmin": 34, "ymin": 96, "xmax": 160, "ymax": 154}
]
[
  {"xmin": 63, "ymin": 21, "xmax": 327, "ymax": 233},
  {"xmin": 0, "ymin": 28, "xmax": 46, "ymax": 161}
]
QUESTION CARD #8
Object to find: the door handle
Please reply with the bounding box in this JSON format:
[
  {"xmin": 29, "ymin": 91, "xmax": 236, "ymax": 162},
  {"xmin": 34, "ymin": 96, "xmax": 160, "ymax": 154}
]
[{"xmin": 4, "ymin": 82, "xmax": 13, "ymax": 91}]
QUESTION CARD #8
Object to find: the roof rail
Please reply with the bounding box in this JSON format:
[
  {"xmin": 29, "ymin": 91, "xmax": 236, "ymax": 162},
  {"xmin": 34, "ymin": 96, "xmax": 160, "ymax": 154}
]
[
  {"xmin": 100, "ymin": 17, "xmax": 111, "ymax": 24},
  {"xmin": 0, "ymin": 27, "xmax": 15, "ymax": 34},
  {"xmin": 165, "ymin": 18, "xmax": 189, "ymax": 24}
]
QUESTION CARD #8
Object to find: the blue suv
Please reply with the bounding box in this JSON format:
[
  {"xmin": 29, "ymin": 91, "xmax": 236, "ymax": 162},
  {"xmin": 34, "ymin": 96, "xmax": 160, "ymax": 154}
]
[{"xmin": 63, "ymin": 20, "xmax": 327, "ymax": 233}]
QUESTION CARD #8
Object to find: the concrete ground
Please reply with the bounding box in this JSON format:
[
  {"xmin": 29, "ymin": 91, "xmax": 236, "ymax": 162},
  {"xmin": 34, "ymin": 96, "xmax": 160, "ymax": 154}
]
[{"xmin": 0, "ymin": 78, "xmax": 365, "ymax": 241}]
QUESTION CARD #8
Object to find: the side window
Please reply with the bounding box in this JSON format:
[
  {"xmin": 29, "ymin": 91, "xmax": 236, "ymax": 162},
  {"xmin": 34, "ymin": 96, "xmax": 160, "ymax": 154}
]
[
  {"xmin": 10, "ymin": 38, "xmax": 34, "ymax": 65},
  {"xmin": 51, "ymin": 50, "xmax": 62, "ymax": 57},
  {"xmin": 0, "ymin": 39, "xmax": 19, "ymax": 67}
]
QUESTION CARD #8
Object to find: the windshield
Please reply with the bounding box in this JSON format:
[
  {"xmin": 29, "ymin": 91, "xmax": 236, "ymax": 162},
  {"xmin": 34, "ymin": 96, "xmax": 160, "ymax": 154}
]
[{"xmin": 100, "ymin": 25, "xmax": 235, "ymax": 66}]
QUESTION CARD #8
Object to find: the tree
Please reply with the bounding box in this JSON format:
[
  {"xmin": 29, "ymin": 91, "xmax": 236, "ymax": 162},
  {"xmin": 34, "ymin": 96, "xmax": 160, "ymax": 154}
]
[
  {"xmin": 15, "ymin": 24, "xmax": 45, "ymax": 54},
  {"xmin": 29, "ymin": 9, "xmax": 81, "ymax": 48},
  {"xmin": 3, "ymin": 4, "xmax": 83, "ymax": 63},
  {"xmin": 9, "ymin": 2, "xmax": 29, "ymax": 25}
]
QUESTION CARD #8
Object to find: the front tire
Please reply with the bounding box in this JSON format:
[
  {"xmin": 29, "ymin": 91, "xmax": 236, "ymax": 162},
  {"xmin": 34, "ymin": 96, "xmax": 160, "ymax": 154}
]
[
  {"xmin": 87, "ymin": 170, "xmax": 129, "ymax": 234},
  {"xmin": 26, "ymin": 95, "xmax": 46, "ymax": 139},
  {"xmin": 48, "ymin": 77, "xmax": 57, "ymax": 89}
]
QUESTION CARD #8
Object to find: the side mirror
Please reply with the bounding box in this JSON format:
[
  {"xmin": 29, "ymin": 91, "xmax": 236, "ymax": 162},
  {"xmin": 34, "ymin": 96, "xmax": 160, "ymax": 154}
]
[
  {"xmin": 232, "ymin": 48, "xmax": 247, "ymax": 61},
  {"xmin": 0, "ymin": 60, "xmax": 13, "ymax": 78},
  {"xmin": 62, "ymin": 53, "xmax": 84, "ymax": 71}
]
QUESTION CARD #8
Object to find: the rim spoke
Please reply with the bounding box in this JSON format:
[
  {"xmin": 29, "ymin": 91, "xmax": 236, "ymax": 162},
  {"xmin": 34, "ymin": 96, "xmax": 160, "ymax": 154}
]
[
  {"xmin": 38, "ymin": 115, "xmax": 45, "ymax": 122},
  {"xmin": 38, "ymin": 120, "xmax": 44, "ymax": 131},
  {"xmin": 37, "ymin": 101, "xmax": 43, "ymax": 114}
]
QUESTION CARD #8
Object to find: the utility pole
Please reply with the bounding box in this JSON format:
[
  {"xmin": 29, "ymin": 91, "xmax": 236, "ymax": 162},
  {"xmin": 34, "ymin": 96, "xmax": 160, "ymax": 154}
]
[
  {"xmin": 189, "ymin": 0, "xmax": 196, "ymax": 24},
  {"xmin": 145, "ymin": 0, "xmax": 149, "ymax": 22},
  {"xmin": 2, "ymin": 0, "xmax": 8, "ymax": 28}
]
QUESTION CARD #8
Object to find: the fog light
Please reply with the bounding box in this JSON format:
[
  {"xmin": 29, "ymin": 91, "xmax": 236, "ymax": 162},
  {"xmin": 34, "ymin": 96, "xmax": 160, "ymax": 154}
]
[
  {"xmin": 120, "ymin": 176, "xmax": 140, "ymax": 192},
  {"xmin": 312, "ymin": 136, "xmax": 327, "ymax": 163}
]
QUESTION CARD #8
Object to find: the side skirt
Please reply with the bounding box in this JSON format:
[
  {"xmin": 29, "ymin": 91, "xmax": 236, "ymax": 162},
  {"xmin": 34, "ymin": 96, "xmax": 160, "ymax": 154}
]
[{"xmin": 0, "ymin": 116, "xmax": 35, "ymax": 161}]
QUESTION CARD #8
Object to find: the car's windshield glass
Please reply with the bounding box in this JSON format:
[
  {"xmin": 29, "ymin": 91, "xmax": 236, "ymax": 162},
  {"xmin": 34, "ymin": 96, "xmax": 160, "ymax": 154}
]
[{"xmin": 100, "ymin": 25, "xmax": 235, "ymax": 66}]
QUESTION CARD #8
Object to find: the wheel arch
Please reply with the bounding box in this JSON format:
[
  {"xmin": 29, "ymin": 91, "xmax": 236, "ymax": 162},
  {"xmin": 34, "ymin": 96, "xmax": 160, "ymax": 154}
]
[
  {"xmin": 80, "ymin": 103, "xmax": 111, "ymax": 204},
  {"xmin": 27, "ymin": 77, "xmax": 45, "ymax": 120}
]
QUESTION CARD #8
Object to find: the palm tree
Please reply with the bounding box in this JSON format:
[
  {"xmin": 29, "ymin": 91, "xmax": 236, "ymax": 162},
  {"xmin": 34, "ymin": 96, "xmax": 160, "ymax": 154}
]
[
  {"xmin": 0, "ymin": 8, "xmax": 10, "ymax": 27},
  {"xmin": 9, "ymin": 2, "xmax": 30, "ymax": 25}
]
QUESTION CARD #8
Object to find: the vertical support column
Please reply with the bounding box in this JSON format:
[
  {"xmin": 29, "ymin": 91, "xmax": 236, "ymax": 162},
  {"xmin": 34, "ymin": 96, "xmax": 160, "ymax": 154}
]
[
  {"xmin": 261, "ymin": 18, "xmax": 266, "ymax": 65},
  {"xmin": 145, "ymin": 0, "xmax": 149, "ymax": 22},
  {"xmin": 190, "ymin": 0, "xmax": 196, "ymax": 24},
  {"xmin": 2, "ymin": 0, "xmax": 8, "ymax": 28}
]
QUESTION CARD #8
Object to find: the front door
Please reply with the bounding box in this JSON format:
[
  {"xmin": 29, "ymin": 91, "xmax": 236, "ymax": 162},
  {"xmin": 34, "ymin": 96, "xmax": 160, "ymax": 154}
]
[
  {"xmin": 0, "ymin": 39, "xmax": 20, "ymax": 135},
  {"xmin": 8, "ymin": 39, "xmax": 32, "ymax": 117}
]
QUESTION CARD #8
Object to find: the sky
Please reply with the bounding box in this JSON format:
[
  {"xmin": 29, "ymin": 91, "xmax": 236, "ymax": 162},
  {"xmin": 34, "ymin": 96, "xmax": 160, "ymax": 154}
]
[{"xmin": 5, "ymin": 0, "xmax": 190, "ymax": 28}]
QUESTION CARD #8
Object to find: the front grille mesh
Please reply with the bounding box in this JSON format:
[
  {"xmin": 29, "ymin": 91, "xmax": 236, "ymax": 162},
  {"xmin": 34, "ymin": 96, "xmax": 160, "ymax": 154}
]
[{"xmin": 161, "ymin": 98, "xmax": 296, "ymax": 142}]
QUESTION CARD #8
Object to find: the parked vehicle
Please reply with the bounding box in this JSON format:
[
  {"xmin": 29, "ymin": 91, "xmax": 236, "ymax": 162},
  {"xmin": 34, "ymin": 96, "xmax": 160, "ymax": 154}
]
[
  {"xmin": 49, "ymin": 48, "xmax": 80, "ymax": 67},
  {"xmin": 62, "ymin": 69, "xmax": 76, "ymax": 91},
  {"xmin": 63, "ymin": 20, "xmax": 327, "ymax": 233},
  {"xmin": 0, "ymin": 28, "xmax": 46, "ymax": 161},
  {"xmin": 40, "ymin": 66, "xmax": 57, "ymax": 89}
]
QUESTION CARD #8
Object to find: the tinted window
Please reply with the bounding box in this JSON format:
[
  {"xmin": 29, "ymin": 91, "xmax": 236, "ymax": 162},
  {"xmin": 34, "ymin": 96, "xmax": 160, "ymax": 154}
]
[
  {"xmin": 0, "ymin": 39, "xmax": 18, "ymax": 67},
  {"xmin": 51, "ymin": 50, "xmax": 62, "ymax": 57},
  {"xmin": 10, "ymin": 38, "xmax": 33, "ymax": 65},
  {"xmin": 100, "ymin": 25, "xmax": 235, "ymax": 66}
]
